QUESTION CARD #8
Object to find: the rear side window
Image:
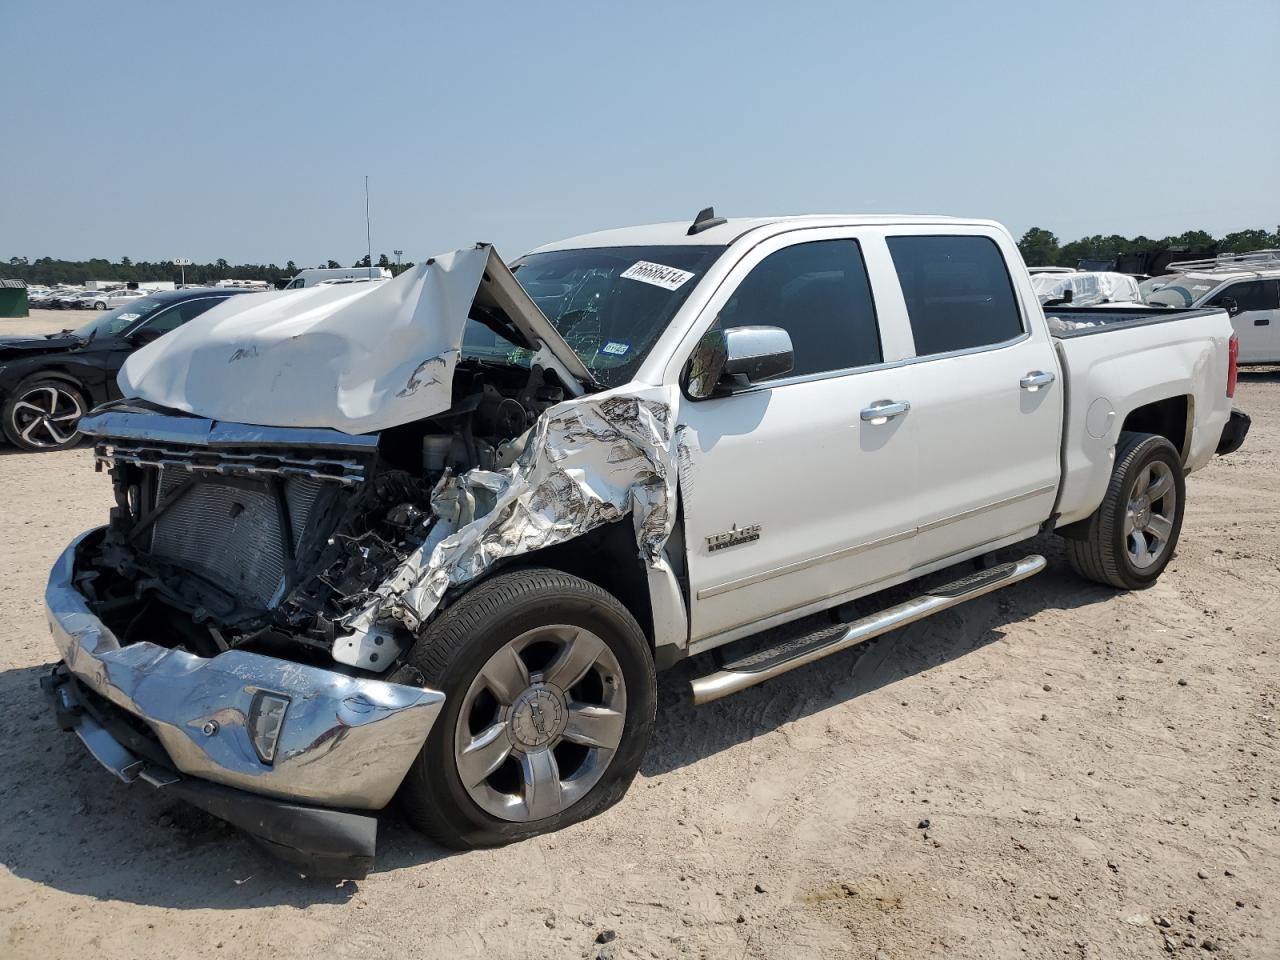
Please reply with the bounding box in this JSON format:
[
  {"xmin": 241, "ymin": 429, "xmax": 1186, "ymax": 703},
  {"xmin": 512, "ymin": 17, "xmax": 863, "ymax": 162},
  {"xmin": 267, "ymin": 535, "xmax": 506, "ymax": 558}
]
[
  {"xmin": 1208, "ymin": 280, "xmax": 1280, "ymax": 312},
  {"xmin": 719, "ymin": 239, "xmax": 882, "ymax": 377},
  {"xmin": 887, "ymin": 235, "xmax": 1024, "ymax": 356}
]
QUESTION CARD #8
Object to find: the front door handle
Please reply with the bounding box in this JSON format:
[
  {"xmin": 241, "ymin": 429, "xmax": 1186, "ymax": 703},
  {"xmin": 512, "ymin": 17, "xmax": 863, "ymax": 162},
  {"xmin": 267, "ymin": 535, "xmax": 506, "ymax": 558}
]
[
  {"xmin": 860, "ymin": 399, "xmax": 911, "ymax": 423},
  {"xmin": 1020, "ymin": 370, "xmax": 1056, "ymax": 391}
]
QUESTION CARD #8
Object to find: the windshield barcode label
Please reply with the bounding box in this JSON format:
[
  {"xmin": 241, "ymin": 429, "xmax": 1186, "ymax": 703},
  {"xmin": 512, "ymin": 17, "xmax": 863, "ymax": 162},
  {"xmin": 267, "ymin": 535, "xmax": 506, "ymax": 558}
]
[{"xmin": 620, "ymin": 261, "xmax": 695, "ymax": 291}]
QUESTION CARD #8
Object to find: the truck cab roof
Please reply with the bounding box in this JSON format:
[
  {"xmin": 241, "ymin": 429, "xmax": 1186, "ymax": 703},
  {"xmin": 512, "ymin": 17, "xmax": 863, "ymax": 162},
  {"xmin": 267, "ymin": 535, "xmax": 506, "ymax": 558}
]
[{"xmin": 531, "ymin": 214, "xmax": 1003, "ymax": 253}]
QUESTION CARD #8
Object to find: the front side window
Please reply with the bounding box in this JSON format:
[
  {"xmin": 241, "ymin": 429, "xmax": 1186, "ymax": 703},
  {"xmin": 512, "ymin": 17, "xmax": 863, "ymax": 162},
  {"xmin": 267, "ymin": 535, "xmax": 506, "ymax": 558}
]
[
  {"xmin": 887, "ymin": 235, "xmax": 1023, "ymax": 356},
  {"xmin": 1208, "ymin": 280, "xmax": 1280, "ymax": 312},
  {"xmin": 717, "ymin": 239, "xmax": 882, "ymax": 376}
]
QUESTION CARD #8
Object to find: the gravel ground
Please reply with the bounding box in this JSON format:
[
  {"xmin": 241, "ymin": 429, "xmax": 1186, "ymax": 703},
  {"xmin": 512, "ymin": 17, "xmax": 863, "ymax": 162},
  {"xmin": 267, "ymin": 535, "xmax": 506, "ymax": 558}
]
[{"xmin": 1, "ymin": 310, "xmax": 1277, "ymax": 959}]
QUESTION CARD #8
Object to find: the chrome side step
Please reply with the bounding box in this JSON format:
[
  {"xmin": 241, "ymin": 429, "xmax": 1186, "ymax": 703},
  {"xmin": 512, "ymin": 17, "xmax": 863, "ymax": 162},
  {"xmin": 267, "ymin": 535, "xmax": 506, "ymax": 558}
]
[{"xmin": 689, "ymin": 554, "xmax": 1046, "ymax": 705}]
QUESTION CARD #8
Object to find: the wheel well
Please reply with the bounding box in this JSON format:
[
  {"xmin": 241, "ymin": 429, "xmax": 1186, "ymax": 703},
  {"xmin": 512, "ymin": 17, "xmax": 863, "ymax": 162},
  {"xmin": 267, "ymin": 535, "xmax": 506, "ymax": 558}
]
[
  {"xmin": 13, "ymin": 368, "xmax": 85, "ymax": 394},
  {"xmin": 1120, "ymin": 395, "xmax": 1191, "ymax": 463},
  {"xmin": 499, "ymin": 521, "xmax": 655, "ymax": 643}
]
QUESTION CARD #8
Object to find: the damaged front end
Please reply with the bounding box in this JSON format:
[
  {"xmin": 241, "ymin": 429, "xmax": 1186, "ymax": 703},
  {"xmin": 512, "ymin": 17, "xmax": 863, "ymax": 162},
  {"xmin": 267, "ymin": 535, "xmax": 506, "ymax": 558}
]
[
  {"xmin": 78, "ymin": 346, "xmax": 581, "ymax": 673},
  {"xmin": 45, "ymin": 245, "xmax": 685, "ymax": 875}
]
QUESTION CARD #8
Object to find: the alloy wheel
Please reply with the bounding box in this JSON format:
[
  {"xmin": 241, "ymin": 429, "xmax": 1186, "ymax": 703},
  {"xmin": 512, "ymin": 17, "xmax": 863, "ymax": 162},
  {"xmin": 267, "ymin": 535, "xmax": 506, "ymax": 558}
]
[
  {"xmin": 1124, "ymin": 460, "xmax": 1176, "ymax": 569},
  {"xmin": 453, "ymin": 625, "xmax": 627, "ymax": 822},
  {"xmin": 10, "ymin": 384, "xmax": 84, "ymax": 448}
]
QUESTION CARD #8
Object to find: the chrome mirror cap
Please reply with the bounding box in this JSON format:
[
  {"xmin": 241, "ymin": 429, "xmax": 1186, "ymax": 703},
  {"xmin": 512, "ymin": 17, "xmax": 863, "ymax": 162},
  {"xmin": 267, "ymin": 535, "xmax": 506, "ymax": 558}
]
[{"xmin": 685, "ymin": 325, "xmax": 794, "ymax": 399}]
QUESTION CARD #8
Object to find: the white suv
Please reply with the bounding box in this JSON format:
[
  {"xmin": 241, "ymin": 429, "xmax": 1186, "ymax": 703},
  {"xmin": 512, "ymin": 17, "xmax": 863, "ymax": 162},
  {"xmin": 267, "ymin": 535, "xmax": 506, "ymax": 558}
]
[{"xmin": 1145, "ymin": 250, "xmax": 1280, "ymax": 363}]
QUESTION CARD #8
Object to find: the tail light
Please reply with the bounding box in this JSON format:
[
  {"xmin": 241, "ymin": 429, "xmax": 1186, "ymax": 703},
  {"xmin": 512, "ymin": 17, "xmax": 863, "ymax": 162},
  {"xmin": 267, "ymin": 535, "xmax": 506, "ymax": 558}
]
[{"xmin": 1227, "ymin": 333, "xmax": 1239, "ymax": 399}]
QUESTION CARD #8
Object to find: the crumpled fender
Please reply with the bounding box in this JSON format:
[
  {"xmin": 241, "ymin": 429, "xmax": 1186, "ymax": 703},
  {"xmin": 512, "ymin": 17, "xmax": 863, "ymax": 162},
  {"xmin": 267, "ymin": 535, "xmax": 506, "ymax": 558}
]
[{"xmin": 343, "ymin": 385, "xmax": 681, "ymax": 635}]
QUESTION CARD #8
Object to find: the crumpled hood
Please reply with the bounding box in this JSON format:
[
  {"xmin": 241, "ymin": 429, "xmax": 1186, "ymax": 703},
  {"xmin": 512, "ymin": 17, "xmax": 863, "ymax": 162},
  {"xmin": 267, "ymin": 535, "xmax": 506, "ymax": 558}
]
[
  {"xmin": 117, "ymin": 245, "xmax": 592, "ymax": 435},
  {"xmin": 0, "ymin": 334, "xmax": 82, "ymax": 360}
]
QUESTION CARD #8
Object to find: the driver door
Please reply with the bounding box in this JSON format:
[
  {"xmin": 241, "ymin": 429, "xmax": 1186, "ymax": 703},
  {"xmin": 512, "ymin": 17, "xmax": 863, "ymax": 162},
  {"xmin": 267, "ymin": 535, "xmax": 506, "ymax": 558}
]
[{"xmin": 675, "ymin": 231, "xmax": 919, "ymax": 644}]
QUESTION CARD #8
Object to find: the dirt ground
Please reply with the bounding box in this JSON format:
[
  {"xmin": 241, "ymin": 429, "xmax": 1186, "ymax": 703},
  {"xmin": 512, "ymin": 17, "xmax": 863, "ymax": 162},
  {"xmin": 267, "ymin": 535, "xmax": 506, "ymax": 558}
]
[{"xmin": 1, "ymin": 309, "xmax": 1277, "ymax": 960}]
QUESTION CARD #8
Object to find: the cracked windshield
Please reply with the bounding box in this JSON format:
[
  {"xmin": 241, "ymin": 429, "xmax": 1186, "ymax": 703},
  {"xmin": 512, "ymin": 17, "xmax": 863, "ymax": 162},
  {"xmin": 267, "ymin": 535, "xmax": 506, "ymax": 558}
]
[{"xmin": 463, "ymin": 245, "xmax": 722, "ymax": 386}]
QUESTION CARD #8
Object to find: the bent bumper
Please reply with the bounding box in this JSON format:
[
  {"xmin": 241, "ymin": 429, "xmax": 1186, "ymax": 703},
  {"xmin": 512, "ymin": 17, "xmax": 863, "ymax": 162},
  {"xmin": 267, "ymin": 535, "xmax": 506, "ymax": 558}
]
[
  {"xmin": 1217, "ymin": 408, "xmax": 1250, "ymax": 456},
  {"xmin": 46, "ymin": 529, "xmax": 445, "ymax": 811},
  {"xmin": 44, "ymin": 665, "xmax": 378, "ymax": 878}
]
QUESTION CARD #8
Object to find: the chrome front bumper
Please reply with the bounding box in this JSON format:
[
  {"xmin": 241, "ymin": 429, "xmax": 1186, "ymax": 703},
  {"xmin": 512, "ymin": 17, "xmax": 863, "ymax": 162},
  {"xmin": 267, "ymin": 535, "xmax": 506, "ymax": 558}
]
[{"xmin": 46, "ymin": 529, "xmax": 445, "ymax": 811}]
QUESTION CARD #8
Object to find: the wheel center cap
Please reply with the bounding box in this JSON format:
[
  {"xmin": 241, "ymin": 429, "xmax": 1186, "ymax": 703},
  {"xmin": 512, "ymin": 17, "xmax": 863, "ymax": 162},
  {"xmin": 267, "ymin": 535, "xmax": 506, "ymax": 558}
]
[
  {"xmin": 1132, "ymin": 497, "xmax": 1151, "ymax": 530},
  {"xmin": 508, "ymin": 684, "xmax": 567, "ymax": 749}
]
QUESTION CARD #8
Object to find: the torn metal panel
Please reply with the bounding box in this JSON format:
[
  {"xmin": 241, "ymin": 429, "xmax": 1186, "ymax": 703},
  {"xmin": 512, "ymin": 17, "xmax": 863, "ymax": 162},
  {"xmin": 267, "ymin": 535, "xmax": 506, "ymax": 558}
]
[
  {"xmin": 116, "ymin": 245, "xmax": 589, "ymax": 435},
  {"xmin": 343, "ymin": 386, "xmax": 680, "ymax": 635}
]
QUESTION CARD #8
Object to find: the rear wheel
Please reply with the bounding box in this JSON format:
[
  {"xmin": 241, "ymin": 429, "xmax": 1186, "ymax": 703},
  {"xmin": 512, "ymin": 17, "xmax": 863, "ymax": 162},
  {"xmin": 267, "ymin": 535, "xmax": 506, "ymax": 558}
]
[
  {"xmin": 394, "ymin": 567, "xmax": 656, "ymax": 849},
  {"xmin": 2, "ymin": 378, "xmax": 87, "ymax": 451},
  {"xmin": 1064, "ymin": 431, "xmax": 1185, "ymax": 589},
  {"xmin": 94, "ymin": 301, "xmax": 107, "ymax": 310}
]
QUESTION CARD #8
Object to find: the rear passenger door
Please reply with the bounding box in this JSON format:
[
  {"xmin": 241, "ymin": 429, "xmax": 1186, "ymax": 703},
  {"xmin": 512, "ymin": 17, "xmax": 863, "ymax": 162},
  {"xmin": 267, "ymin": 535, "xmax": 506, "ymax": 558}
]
[
  {"xmin": 882, "ymin": 230, "xmax": 1063, "ymax": 568},
  {"xmin": 677, "ymin": 230, "xmax": 919, "ymax": 644},
  {"xmin": 1208, "ymin": 280, "xmax": 1280, "ymax": 363}
]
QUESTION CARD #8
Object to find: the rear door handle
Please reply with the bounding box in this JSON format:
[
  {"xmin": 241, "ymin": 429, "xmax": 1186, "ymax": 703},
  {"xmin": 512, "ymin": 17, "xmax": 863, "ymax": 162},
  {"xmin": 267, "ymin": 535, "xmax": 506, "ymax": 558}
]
[
  {"xmin": 1255, "ymin": 318, "xmax": 1270, "ymax": 326},
  {"xmin": 860, "ymin": 400, "xmax": 911, "ymax": 423},
  {"xmin": 1020, "ymin": 370, "xmax": 1056, "ymax": 391}
]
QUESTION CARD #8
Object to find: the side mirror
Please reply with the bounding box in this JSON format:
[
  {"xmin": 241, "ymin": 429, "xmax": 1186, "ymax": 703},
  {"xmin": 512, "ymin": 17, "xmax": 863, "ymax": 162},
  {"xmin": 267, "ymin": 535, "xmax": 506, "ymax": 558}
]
[
  {"xmin": 1221, "ymin": 296, "xmax": 1240, "ymax": 317},
  {"xmin": 685, "ymin": 325, "xmax": 794, "ymax": 400}
]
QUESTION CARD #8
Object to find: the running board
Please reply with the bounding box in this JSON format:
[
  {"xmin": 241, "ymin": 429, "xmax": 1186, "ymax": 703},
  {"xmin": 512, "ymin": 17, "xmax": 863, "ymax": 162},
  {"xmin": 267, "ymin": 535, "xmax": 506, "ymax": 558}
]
[{"xmin": 689, "ymin": 554, "xmax": 1046, "ymax": 705}]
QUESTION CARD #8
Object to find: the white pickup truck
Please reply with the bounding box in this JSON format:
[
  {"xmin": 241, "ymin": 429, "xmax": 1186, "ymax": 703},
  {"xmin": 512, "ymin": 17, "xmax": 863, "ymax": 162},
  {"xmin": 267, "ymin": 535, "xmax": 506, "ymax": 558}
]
[{"xmin": 43, "ymin": 211, "xmax": 1249, "ymax": 877}]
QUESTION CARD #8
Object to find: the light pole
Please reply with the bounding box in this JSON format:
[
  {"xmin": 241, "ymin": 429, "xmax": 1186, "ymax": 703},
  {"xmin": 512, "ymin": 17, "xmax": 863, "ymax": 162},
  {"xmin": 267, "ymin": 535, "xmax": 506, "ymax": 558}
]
[{"xmin": 394, "ymin": 249, "xmax": 403, "ymax": 271}]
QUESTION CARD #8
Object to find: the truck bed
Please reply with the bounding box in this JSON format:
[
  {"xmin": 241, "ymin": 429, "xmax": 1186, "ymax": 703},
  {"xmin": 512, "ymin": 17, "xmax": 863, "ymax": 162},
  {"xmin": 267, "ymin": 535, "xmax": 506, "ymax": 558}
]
[
  {"xmin": 1048, "ymin": 304, "xmax": 1234, "ymax": 528},
  {"xmin": 1044, "ymin": 305, "xmax": 1222, "ymax": 337}
]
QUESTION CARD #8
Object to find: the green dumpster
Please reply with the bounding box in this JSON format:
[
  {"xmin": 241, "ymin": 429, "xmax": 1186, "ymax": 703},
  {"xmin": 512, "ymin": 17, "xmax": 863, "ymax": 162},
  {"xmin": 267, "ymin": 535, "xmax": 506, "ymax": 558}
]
[{"xmin": 0, "ymin": 280, "xmax": 29, "ymax": 318}]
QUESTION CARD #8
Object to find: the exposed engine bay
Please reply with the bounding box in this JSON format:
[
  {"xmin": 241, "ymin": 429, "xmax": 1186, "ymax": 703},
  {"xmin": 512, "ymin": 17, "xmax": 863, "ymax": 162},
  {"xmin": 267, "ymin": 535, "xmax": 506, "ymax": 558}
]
[{"xmin": 81, "ymin": 359, "xmax": 568, "ymax": 674}]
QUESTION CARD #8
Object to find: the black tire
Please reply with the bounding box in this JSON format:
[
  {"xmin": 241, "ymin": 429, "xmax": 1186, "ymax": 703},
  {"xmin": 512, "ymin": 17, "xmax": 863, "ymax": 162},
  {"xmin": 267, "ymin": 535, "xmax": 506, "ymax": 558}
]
[
  {"xmin": 393, "ymin": 567, "xmax": 657, "ymax": 850},
  {"xmin": 1, "ymin": 377, "xmax": 88, "ymax": 451},
  {"xmin": 1063, "ymin": 431, "xmax": 1186, "ymax": 590}
]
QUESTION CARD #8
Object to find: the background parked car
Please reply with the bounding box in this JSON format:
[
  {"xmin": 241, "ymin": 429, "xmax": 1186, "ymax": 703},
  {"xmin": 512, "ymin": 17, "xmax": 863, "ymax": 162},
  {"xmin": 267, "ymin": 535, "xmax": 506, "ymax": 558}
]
[
  {"xmin": 28, "ymin": 288, "xmax": 71, "ymax": 308},
  {"xmin": 1142, "ymin": 249, "xmax": 1280, "ymax": 363},
  {"xmin": 1030, "ymin": 270, "xmax": 1143, "ymax": 307},
  {"xmin": 0, "ymin": 287, "xmax": 255, "ymax": 450},
  {"xmin": 50, "ymin": 290, "xmax": 91, "ymax": 309},
  {"xmin": 90, "ymin": 288, "xmax": 146, "ymax": 310}
]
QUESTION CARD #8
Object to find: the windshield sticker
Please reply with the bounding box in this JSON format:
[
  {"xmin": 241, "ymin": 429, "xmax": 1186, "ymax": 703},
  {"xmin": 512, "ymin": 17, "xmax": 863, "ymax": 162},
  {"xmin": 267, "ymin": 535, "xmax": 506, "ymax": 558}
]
[
  {"xmin": 117, "ymin": 313, "xmax": 141, "ymax": 321},
  {"xmin": 620, "ymin": 261, "xmax": 695, "ymax": 291},
  {"xmin": 1192, "ymin": 285, "xmax": 1211, "ymax": 292},
  {"xmin": 601, "ymin": 341, "xmax": 630, "ymax": 356}
]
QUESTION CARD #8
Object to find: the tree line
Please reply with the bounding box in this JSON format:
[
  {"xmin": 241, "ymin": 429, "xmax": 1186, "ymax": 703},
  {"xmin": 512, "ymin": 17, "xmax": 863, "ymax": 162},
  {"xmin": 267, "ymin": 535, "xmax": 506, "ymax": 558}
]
[
  {"xmin": 1016, "ymin": 226, "xmax": 1280, "ymax": 268},
  {"xmin": 6, "ymin": 224, "xmax": 1280, "ymax": 285},
  {"xmin": 3, "ymin": 253, "xmax": 418, "ymax": 287}
]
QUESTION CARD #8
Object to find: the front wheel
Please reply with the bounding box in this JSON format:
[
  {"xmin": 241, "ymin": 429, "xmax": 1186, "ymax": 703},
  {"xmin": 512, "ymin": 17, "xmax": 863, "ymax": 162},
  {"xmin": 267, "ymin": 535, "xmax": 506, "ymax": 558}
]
[
  {"xmin": 394, "ymin": 567, "xmax": 657, "ymax": 849},
  {"xmin": 94, "ymin": 301, "xmax": 107, "ymax": 310},
  {"xmin": 2, "ymin": 378, "xmax": 87, "ymax": 451},
  {"xmin": 1064, "ymin": 431, "xmax": 1186, "ymax": 589}
]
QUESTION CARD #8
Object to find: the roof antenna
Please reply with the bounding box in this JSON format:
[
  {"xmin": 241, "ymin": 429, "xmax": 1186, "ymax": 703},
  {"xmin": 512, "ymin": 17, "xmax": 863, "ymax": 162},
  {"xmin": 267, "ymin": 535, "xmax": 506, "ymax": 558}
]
[{"xmin": 687, "ymin": 205, "xmax": 727, "ymax": 236}]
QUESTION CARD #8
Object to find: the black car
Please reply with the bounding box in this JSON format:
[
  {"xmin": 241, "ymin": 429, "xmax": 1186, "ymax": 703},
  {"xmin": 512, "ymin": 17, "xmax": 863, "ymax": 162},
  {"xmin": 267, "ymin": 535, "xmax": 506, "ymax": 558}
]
[{"xmin": 0, "ymin": 288, "xmax": 255, "ymax": 451}]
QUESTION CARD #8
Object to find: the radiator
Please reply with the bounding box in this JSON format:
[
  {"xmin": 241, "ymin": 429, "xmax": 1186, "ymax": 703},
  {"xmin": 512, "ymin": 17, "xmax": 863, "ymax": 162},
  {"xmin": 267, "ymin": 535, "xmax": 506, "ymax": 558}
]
[{"xmin": 149, "ymin": 471, "xmax": 325, "ymax": 608}]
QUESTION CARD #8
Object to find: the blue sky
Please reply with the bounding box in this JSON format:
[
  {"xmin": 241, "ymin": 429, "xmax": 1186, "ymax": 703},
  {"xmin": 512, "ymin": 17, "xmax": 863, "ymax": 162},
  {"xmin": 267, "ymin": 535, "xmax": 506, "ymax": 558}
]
[{"xmin": 4, "ymin": 0, "xmax": 1278, "ymax": 266}]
